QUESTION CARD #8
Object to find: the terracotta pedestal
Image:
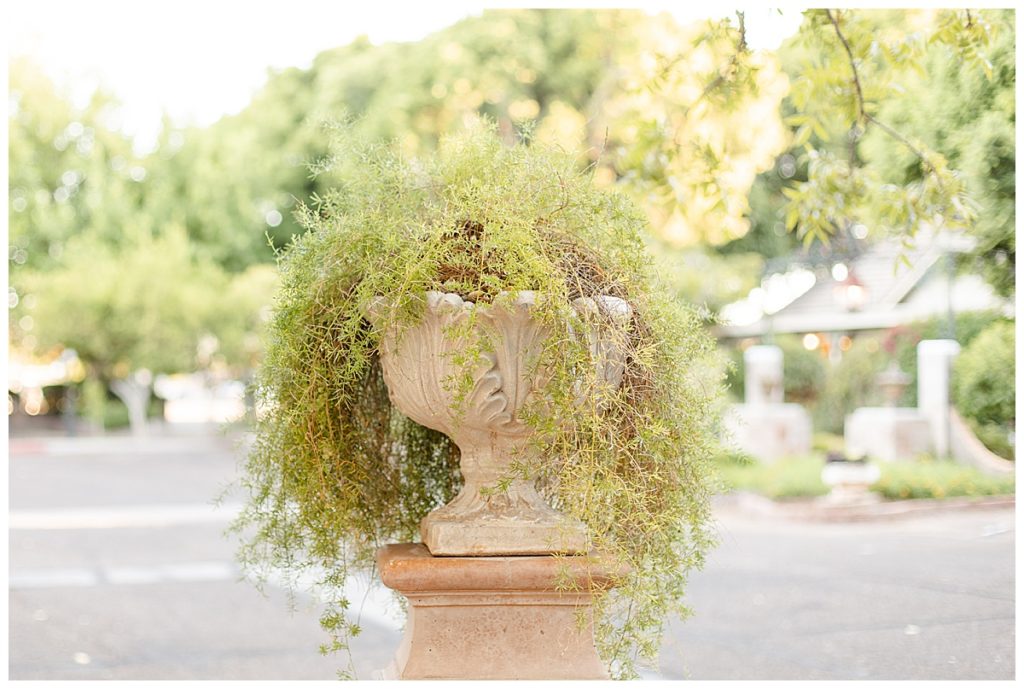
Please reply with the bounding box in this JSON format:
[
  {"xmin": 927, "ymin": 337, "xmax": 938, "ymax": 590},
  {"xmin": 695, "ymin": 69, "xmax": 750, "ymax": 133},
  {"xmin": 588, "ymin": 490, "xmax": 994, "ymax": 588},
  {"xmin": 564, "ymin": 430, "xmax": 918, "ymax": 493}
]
[{"xmin": 376, "ymin": 543, "xmax": 618, "ymax": 680}]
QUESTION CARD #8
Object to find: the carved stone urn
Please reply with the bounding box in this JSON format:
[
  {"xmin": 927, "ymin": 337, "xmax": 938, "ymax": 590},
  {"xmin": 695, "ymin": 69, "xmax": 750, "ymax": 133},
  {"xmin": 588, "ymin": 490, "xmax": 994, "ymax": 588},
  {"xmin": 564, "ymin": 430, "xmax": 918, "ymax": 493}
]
[
  {"xmin": 369, "ymin": 290, "xmax": 631, "ymax": 556},
  {"xmin": 876, "ymin": 360, "xmax": 912, "ymax": 407}
]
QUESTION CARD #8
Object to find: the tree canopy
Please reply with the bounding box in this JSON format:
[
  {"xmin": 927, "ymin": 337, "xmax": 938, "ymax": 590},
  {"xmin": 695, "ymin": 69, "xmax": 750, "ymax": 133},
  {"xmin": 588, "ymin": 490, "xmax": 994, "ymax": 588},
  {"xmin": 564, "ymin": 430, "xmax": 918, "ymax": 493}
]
[{"xmin": 8, "ymin": 8, "xmax": 1015, "ymax": 400}]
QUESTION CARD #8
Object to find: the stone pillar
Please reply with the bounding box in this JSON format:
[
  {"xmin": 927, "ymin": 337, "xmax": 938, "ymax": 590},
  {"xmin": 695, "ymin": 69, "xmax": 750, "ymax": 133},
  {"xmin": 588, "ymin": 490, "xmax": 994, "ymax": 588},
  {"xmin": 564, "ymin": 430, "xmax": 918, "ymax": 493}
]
[
  {"xmin": 917, "ymin": 339, "xmax": 960, "ymax": 458},
  {"xmin": 744, "ymin": 345, "xmax": 784, "ymax": 405},
  {"xmin": 376, "ymin": 544, "xmax": 619, "ymax": 680}
]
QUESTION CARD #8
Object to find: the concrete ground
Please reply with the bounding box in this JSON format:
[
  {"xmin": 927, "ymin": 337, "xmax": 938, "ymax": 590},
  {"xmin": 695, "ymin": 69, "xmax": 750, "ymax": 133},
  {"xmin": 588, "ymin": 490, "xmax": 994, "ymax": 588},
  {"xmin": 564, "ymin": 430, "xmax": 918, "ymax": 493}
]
[
  {"xmin": 663, "ymin": 502, "xmax": 1014, "ymax": 680},
  {"xmin": 8, "ymin": 430, "xmax": 1015, "ymax": 680}
]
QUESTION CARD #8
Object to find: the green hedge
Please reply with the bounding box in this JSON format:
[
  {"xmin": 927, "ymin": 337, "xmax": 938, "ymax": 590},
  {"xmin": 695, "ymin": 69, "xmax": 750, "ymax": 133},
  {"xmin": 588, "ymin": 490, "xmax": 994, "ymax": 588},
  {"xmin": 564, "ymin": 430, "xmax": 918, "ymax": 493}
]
[
  {"xmin": 953, "ymin": 320, "xmax": 1015, "ymax": 459},
  {"xmin": 813, "ymin": 339, "xmax": 887, "ymax": 434},
  {"xmin": 872, "ymin": 458, "xmax": 1015, "ymax": 500},
  {"xmin": 716, "ymin": 453, "xmax": 1015, "ymax": 501}
]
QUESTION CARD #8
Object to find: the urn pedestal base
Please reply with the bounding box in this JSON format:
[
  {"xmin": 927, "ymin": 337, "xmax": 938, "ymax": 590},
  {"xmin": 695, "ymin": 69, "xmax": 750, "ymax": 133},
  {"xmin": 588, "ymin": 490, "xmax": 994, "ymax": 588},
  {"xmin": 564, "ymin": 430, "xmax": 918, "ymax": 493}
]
[{"xmin": 375, "ymin": 543, "xmax": 618, "ymax": 680}]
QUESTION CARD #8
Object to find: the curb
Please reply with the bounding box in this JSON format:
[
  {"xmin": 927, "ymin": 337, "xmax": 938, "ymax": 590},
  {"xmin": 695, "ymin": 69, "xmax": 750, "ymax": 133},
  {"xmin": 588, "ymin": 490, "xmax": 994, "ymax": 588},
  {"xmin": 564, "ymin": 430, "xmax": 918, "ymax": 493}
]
[
  {"xmin": 718, "ymin": 492, "xmax": 1015, "ymax": 522},
  {"xmin": 9, "ymin": 432, "xmax": 251, "ymax": 457}
]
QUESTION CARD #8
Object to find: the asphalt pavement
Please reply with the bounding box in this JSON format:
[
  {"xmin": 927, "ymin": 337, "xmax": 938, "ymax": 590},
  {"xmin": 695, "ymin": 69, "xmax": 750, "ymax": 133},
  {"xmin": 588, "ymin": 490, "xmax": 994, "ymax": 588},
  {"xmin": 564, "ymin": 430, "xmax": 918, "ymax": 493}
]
[{"xmin": 8, "ymin": 428, "xmax": 1015, "ymax": 680}]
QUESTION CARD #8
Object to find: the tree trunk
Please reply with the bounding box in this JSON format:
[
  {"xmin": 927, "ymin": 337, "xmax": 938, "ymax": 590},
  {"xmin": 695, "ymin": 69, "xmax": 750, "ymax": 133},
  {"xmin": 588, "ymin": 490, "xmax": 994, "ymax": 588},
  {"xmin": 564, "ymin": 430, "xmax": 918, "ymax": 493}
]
[{"xmin": 110, "ymin": 370, "xmax": 153, "ymax": 437}]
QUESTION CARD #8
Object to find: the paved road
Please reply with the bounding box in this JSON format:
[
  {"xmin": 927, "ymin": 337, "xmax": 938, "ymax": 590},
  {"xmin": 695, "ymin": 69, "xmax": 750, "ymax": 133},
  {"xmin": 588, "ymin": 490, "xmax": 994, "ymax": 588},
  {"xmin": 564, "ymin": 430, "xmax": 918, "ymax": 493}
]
[
  {"xmin": 9, "ymin": 431, "xmax": 1015, "ymax": 680},
  {"xmin": 665, "ymin": 505, "xmax": 1014, "ymax": 680}
]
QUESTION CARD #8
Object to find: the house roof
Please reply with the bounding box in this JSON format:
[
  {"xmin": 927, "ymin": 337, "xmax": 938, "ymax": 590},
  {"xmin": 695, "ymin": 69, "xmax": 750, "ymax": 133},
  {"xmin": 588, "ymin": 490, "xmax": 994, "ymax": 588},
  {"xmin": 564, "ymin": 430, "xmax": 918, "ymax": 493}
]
[{"xmin": 715, "ymin": 230, "xmax": 1004, "ymax": 338}]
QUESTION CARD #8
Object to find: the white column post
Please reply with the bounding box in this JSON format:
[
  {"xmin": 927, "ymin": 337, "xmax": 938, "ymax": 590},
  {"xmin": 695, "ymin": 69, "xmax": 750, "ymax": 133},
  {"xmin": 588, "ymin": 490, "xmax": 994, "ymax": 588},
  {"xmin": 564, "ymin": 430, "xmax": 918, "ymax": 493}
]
[
  {"xmin": 743, "ymin": 345, "xmax": 784, "ymax": 406},
  {"xmin": 917, "ymin": 339, "xmax": 960, "ymax": 458}
]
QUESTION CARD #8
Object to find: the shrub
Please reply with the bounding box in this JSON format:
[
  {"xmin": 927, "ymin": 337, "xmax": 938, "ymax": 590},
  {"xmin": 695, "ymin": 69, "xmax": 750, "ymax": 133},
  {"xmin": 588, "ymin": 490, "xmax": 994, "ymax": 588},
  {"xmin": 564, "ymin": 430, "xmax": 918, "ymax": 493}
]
[
  {"xmin": 872, "ymin": 458, "xmax": 1015, "ymax": 500},
  {"xmin": 953, "ymin": 320, "xmax": 1015, "ymax": 427},
  {"xmin": 720, "ymin": 335, "xmax": 825, "ymax": 405},
  {"xmin": 953, "ymin": 320, "xmax": 1015, "ymax": 459},
  {"xmin": 776, "ymin": 334, "xmax": 827, "ymax": 404},
  {"xmin": 718, "ymin": 453, "xmax": 1015, "ymax": 501},
  {"xmin": 811, "ymin": 432, "xmax": 846, "ymax": 454}
]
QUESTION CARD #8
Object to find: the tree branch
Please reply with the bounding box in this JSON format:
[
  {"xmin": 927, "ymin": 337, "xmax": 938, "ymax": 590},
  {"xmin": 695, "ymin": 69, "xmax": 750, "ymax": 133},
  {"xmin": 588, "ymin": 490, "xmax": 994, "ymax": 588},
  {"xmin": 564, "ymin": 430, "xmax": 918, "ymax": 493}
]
[
  {"xmin": 671, "ymin": 13, "xmax": 750, "ymax": 145},
  {"xmin": 825, "ymin": 9, "xmax": 940, "ymax": 180}
]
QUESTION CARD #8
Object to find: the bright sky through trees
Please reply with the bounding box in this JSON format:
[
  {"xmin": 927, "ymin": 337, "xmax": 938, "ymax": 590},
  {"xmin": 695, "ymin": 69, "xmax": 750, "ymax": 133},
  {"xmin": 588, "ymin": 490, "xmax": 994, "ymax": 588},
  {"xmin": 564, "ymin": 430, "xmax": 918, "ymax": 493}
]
[{"xmin": 9, "ymin": 1, "xmax": 803, "ymax": 152}]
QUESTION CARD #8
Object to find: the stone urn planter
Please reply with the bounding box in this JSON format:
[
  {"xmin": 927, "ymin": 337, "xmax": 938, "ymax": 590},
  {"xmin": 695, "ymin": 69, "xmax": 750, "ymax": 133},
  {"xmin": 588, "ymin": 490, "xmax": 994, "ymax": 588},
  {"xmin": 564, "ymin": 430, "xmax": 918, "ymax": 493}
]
[
  {"xmin": 821, "ymin": 453, "xmax": 881, "ymax": 504},
  {"xmin": 369, "ymin": 290, "xmax": 631, "ymax": 556},
  {"xmin": 876, "ymin": 361, "xmax": 912, "ymax": 407},
  {"xmin": 234, "ymin": 128, "xmax": 721, "ymax": 679}
]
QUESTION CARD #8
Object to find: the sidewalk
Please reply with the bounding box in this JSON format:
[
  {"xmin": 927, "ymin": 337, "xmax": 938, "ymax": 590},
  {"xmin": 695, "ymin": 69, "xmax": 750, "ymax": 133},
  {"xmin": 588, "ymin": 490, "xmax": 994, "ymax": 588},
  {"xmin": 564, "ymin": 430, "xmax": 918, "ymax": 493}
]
[
  {"xmin": 717, "ymin": 491, "xmax": 1016, "ymax": 522},
  {"xmin": 9, "ymin": 427, "xmax": 251, "ymax": 457}
]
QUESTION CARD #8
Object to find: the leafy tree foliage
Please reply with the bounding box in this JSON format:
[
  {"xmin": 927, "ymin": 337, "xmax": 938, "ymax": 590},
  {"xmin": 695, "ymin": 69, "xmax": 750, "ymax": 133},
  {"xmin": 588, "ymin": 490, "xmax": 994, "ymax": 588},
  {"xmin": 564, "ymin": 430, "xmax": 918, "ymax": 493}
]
[
  {"xmin": 9, "ymin": 59, "xmax": 278, "ymax": 427},
  {"xmin": 859, "ymin": 9, "xmax": 1015, "ymax": 296},
  {"xmin": 9, "ymin": 57, "xmax": 144, "ymax": 275},
  {"xmin": 11, "ymin": 9, "xmax": 1014, "ymax": 432},
  {"xmin": 605, "ymin": 14, "xmax": 791, "ymax": 246},
  {"xmin": 723, "ymin": 9, "xmax": 1013, "ymax": 302}
]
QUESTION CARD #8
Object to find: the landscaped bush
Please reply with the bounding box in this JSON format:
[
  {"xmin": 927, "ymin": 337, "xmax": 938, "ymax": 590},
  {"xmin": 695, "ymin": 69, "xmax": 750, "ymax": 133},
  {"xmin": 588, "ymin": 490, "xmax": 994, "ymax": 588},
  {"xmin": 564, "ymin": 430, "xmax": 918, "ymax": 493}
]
[
  {"xmin": 717, "ymin": 453, "xmax": 1015, "ymax": 501},
  {"xmin": 969, "ymin": 421, "xmax": 1015, "ymax": 461},
  {"xmin": 953, "ymin": 320, "xmax": 1015, "ymax": 459},
  {"xmin": 811, "ymin": 432, "xmax": 846, "ymax": 454},
  {"xmin": 872, "ymin": 458, "xmax": 1015, "ymax": 499}
]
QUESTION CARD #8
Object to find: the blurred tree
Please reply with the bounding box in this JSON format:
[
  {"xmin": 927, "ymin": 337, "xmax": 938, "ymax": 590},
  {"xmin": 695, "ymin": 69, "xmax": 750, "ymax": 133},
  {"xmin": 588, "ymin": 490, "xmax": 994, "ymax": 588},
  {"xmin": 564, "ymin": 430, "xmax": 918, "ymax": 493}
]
[
  {"xmin": 604, "ymin": 13, "xmax": 791, "ymax": 247},
  {"xmin": 858, "ymin": 9, "xmax": 1015, "ymax": 296},
  {"xmin": 24, "ymin": 227, "xmax": 226, "ymax": 435},
  {"xmin": 710, "ymin": 10, "xmax": 1013, "ymax": 305},
  {"xmin": 163, "ymin": 9, "xmax": 782, "ymax": 310},
  {"xmin": 649, "ymin": 242, "xmax": 763, "ymax": 316},
  {"xmin": 162, "ymin": 10, "xmax": 641, "ymax": 270},
  {"xmin": 11, "ymin": 8, "xmax": 1014, "ymax": 422},
  {"xmin": 160, "ymin": 66, "xmax": 321, "ymax": 271},
  {"xmin": 775, "ymin": 10, "xmax": 1009, "ymax": 281},
  {"xmin": 210, "ymin": 264, "xmax": 279, "ymax": 375},
  {"xmin": 8, "ymin": 57, "xmax": 144, "ymax": 274}
]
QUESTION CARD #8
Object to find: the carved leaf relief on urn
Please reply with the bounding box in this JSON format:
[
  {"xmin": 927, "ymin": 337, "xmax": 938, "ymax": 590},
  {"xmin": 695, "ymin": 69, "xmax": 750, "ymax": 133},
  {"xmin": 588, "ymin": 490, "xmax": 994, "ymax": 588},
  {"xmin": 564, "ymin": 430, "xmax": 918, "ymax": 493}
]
[{"xmin": 369, "ymin": 290, "xmax": 632, "ymax": 556}]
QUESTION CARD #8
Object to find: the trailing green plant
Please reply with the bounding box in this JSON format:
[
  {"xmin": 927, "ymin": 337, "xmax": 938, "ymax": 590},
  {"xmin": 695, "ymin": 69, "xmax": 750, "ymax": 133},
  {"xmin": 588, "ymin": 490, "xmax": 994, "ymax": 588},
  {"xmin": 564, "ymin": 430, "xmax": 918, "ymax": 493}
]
[{"xmin": 229, "ymin": 121, "xmax": 721, "ymax": 679}]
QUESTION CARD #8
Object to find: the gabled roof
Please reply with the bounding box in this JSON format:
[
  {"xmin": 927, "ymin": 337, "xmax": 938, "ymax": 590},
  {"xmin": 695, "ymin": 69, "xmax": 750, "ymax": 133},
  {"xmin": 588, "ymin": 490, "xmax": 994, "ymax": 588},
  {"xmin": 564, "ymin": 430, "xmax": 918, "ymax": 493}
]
[{"xmin": 716, "ymin": 230, "xmax": 1003, "ymax": 338}]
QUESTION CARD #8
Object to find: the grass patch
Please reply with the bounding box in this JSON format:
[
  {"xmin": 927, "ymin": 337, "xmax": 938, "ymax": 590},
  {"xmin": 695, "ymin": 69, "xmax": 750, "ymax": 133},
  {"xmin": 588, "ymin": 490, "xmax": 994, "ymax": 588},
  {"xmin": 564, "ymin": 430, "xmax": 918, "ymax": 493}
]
[{"xmin": 714, "ymin": 454, "xmax": 829, "ymax": 499}]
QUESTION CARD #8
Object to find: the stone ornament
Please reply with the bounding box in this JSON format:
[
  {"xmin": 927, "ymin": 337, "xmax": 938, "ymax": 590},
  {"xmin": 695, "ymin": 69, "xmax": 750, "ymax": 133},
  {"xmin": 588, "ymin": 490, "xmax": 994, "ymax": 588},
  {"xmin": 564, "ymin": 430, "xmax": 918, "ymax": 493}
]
[{"xmin": 369, "ymin": 290, "xmax": 631, "ymax": 556}]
